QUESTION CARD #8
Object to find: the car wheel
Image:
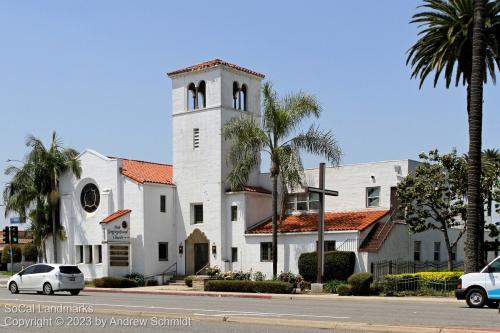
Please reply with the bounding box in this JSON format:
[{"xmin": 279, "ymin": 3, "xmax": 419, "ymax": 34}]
[
  {"xmin": 9, "ymin": 282, "xmax": 19, "ymax": 294},
  {"xmin": 43, "ymin": 283, "xmax": 54, "ymax": 295},
  {"xmin": 70, "ymin": 290, "xmax": 80, "ymax": 296},
  {"xmin": 466, "ymin": 288, "xmax": 487, "ymax": 308},
  {"xmin": 487, "ymin": 300, "xmax": 499, "ymax": 309}
]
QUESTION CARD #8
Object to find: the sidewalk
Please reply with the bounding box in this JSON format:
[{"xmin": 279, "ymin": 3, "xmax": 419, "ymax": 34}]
[{"xmin": 83, "ymin": 285, "xmax": 460, "ymax": 303}]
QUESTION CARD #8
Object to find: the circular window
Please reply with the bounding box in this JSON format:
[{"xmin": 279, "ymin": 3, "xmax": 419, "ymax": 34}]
[{"xmin": 80, "ymin": 183, "xmax": 100, "ymax": 213}]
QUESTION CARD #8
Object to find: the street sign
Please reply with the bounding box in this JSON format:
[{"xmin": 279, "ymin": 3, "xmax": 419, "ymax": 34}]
[{"xmin": 9, "ymin": 217, "xmax": 21, "ymax": 224}]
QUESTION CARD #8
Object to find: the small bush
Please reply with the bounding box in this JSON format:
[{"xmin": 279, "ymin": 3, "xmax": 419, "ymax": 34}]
[
  {"xmin": 205, "ymin": 280, "xmax": 293, "ymax": 294},
  {"xmin": 253, "ymin": 271, "xmax": 265, "ymax": 281},
  {"xmin": 277, "ymin": 272, "xmax": 305, "ymax": 290},
  {"xmin": 206, "ymin": 266, "xmax": 220, "ymax": 277},
  {"xmin": 215, "ymin": 271, "xmax": 251, "ymax": 280},
  {"xmin": 124, "ymin": 272, "xmax": 145, "ymax": 286},
  {"xmin": 298, "ymin": 251, "xmax": 355, "ymax": 282},
  {"xmin": 22, "ymin": 243, "xmax": 38, "ymax": 262},
  {"xmin": 185, "ymin": 275, "xmax": 193, "ymax": 287},
  {"xmin": 347, "ymin": 272, "xmax": 373, "ymax": 295},
  {"xmin": 94, "ymin": 277, "xmax": 138, "ymax": 288},
  {"xmin": 323, "ymin": 280, "xmax": 347, "ymax": 293},
  {"xmin": 337, "ymin": 284, "xmax": 352, "ymax": 296},
  {"xmin": 145, "ymin": 280, "xmax": 158, "ymax": 286},
  {"xmin": 1, "ymin": 245, "xmax": 22, "ymax": 263}
]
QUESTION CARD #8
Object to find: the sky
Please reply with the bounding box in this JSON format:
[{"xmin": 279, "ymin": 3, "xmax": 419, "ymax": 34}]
[{"xmin": 0, "ymin": 1, "xmax": 499, "ymax": 226}]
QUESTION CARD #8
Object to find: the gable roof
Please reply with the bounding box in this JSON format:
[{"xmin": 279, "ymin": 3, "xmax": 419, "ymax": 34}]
[
  {"xmin": 247, "ymin": 209, "xmax": 390, "ymax": 234},
  {"xmin": 100, "ymin": 209, "xmax": 132, "ymax": 224},
  {"xmin": 167, "ymin": 59, "xmax": 265, "ymax": 79},
  {"xmin": 119, "ymin": 158, "xmax": 173, "ymax": 185}
]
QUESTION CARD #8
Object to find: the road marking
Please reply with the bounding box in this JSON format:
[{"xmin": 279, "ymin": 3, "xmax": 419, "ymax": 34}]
[{"xmin": 0, "ymin": 297, "xmax": 350, "ymax": 320}]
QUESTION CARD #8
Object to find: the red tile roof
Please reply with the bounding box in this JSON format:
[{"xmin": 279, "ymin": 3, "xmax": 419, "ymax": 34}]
[
  {"xmin": 167, "ymin": 59, "xmax": 265, "ymax": 79},
  {"xmin": 227, "ymin": 186, "xmax": 272, "ymax": 195},
  {"xmin": 100, "ymin": 209, "xmax": 132, "ymax": 224},
  {"xmin": 247, "ymin": 210, "xmax": 390, "ymax": 234},
  {"xmin": 120, "ymin": 158, "xmax": 173, "ymax": 185}
]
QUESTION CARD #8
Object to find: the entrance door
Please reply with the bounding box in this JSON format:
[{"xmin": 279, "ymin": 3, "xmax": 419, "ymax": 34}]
[{"xmin": 194, "ymin": 243, "xmax": 209, "ymax": 273}]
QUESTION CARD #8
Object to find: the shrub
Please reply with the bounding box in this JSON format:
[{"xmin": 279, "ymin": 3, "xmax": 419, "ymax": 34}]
[
  {"xmin": 323, "ymin": 280, "xmax": 347, "ymax": 293},
  {"xmin": 206, "ymin": 266, "xmax": 220, "ymax": 277},
  {"xmin": 185, "ymin": 276, "xmax": 193, "ymax": 287},
  {"xmin": 215, "ymin": 271, "xmax": 251, "ymax": 280},
  {"xmin": 205, "ymin": 280, "xmax": 293, "ymax": 294},
  {"xmin": 377, "ymin": 271, "xmax": 463, "ymax": 296},
  {"xmin": 277, "ymin": 272, "xmax": 305, "ymax": 290},
  {"xmin": 253, "ymin": 271, "xmax": 265, "ymax": 281},
  {"xmin": 1, "ymin": 245, "xmax": 22, "ymax": 263},
  {"xmin": 336, "ymin": 284, "xmax": 352, "ymax": 296},
  {"xmin": 347, "ymin": 272, "xmax": 373, "ymax": 295},
  {"xmin": 124, "ymin": 272, "xmax": 145, "ymax": 286},
  {"xmin": 22, "ymin": 243, "xmax": 38, "ymax": 262},
  {"xmin": 94, "ymin": 277, "xmax": 138, "ymax": 288},
  {"xmin": 298, "ymin": 251, "xmax": 355, "ymax": 282},
  {"xmin": 145, "ymin": 280, "xmax": 158, "ymax": 286}
]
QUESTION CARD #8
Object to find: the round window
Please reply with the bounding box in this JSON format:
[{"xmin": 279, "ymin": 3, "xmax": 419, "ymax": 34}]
[{"xmin": 80, "ymin": 183, "xmax": 100, "ymax": 213}]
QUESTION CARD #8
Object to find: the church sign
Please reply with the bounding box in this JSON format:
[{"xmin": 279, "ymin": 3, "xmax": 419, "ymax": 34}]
[{"xmin": 107, "ymin": 221, "xmax": 130, "ymax": 242}]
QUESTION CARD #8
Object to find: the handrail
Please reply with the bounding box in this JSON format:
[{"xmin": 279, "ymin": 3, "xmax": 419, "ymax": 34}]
[
  {"xmin": 373, "ymin": 208, "xmax": 399, "ymax": 240},
  {"xmin": 144, "ymin": 262, "xmax": 177, "ymax": 279},
  {"xmin": 195, "ymin": 262, "xmax": 210, "ymax": 276}
]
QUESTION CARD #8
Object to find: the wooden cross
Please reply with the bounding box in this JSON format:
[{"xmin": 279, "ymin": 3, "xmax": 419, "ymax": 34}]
[{"xmin": 307, "ymin": 162, "xmax": 339, "ymax": 283}]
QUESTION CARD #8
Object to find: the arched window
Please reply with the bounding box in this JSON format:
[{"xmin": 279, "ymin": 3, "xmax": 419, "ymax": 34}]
[
  {"xmin": 233, "ymin": 81, "xmax": 240, "ymax": 109},
  {"xmin": 240, "ymin": 84, "xmax": 247, "ymax": 111},
  {"xmin": 197, "ymin": 80, "xmax": 206, "ymax": 109},
  {"xmin": 187, "ymin": 83, "xmax": 196, "ymax": 111}
]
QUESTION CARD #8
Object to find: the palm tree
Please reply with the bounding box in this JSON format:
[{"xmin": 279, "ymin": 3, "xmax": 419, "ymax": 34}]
[
  {"xmin": 4, "ymin": 131, "xmax": 81, "ymax": 263},
  {"xmin": 224, "ymin": 82, "xmax": 342, "ymax": 277},
  {"xmin": 407, "ymin": 0, "xmax": 500, "ymax": 273}
]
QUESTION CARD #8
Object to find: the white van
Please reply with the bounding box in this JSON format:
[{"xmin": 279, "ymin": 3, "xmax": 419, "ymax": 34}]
[{"xmin": 456, "ymin": 256, "xmax": 500, "ymax": 308}]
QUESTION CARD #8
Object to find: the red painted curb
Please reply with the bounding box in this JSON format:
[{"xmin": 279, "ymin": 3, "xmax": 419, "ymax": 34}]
[{"xmin": 83, "ymin": 288, "xmax": 273, "ymax": 299}]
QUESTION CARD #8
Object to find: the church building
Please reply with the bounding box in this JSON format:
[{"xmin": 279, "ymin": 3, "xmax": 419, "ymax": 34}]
[{"xmin": 54, "ymin": 60, "xmax": 466, "ymax": 280}]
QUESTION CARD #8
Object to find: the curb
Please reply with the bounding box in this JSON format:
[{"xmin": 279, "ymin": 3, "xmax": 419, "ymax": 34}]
[{"xmin": 83, "ymin": 288, "xmax": 273, "ymax": 299}]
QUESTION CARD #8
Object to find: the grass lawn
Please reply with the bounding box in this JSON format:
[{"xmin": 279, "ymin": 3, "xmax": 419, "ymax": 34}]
[{"xmin": 0, "ymin": 271, "xmax": 15, "ymax": 276}]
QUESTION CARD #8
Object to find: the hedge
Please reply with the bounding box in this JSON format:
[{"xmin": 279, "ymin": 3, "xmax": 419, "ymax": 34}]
[
  {"xmin": 377, "ymin": 271, "xmax": 463, "ymax": 295},
  {"xmin": 298, "ymin": 251, "xmax": 355, "ymax": 282},
  {"xmin": 124, "ymin": 272, "xmax": 145, "ymax": 286},
  {"xmin": 1, "ymin": 245, "xmax": 22, "ymax": 263},
  {"xmin": 94, "ymin": 277, "xmax": 139, "ymax": 288},
  {"xmin": 204, "ymin": 280, "xmax": 293, "ymax": 294},
  {"xmin": 347, "ymin": 272, "xmax": 373, "ymax": 295}
]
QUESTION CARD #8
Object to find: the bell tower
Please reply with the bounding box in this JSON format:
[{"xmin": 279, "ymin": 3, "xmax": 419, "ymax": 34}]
[{"xmin": 167, "ymin": 59, "xmax": 265, "ymax": 275}]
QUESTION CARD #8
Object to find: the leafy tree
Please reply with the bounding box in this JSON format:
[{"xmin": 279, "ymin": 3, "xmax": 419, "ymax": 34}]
[
  {"xmin": 407, "ymin": 0, "xmax": 500, "ymax": 272},
  {"xmin": 397, "ymin": 150, "xmax": 467, "ymax": 270},
  {"xmin": 482, "ymin": 149, "xmax": 500, "ymax": 239},
  {"xmin": 224, "ymin": 82, "xmax": 342, "ymax": 277},
  {"xmin": 22, "ymin": 243, "xmax": 39, "ymax": 262},
  {"xmin": 3, "ymin": 131, "xmax": 81, "ymax": 263},
  {"xmin": 1, "ymin": 245, "xmax": 22, "ymax": 264}
]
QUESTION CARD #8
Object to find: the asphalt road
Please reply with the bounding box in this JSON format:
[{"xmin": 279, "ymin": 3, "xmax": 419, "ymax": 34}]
[{"xmin": 0, "ymin": 288, "xmax": 498, "ymax": 332}]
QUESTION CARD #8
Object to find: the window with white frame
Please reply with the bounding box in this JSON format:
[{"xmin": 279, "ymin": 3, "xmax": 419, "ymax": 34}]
[
  {"xmin": 193, "ymin": 204, "xmax": 203, "ymax": 224},
  {"xmin": 287, "ymin": 193, "xmax": 320, "ymax": 213},
  {"xmin": 414, "ymin": 241, "xmax": 421, "ymax": 261},
  {"xmin": 160, "ymin": 195, "xmax": 166, "ymax": 213},
  {"xmin": 76, "ymin": 246, "xmax": 83, "ymax": 264},
  {"xmin": 231, "ymin": 205, "xmax": 238, "ymax": 222},
  {"xmin": 95, "ymin": 245, "xmax": 102, "ymax": 264},
  {"xmin": 159, "ymin": 242, "xmax": 168, "ymax": 261},
  {"xmin": 366, "ymin": 187, "xmax": 381, "ymax": 207},
  {"xmin": 260, "ymin": 242, "xmax": 273, "ymax": 262},
  {"xmin": 232, "ymin": 247, "xmax": 238, "ymax": 262},
  {"xmin": 86, "ymin": 245, "xmax": 93, "ymax": 264},
  {"xmin": 433, "ymin": 242, "xmax": 441, "ymax": 261}
]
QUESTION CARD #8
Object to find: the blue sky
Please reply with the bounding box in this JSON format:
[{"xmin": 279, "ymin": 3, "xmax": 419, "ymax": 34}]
[{"xmin": 0, "ymin": 1, "xmax": 499, "ymax": 224}]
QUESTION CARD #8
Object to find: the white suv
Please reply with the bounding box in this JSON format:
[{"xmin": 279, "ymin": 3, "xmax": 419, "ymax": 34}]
[
  {"xmin": 7, "ymin": 264, "xmax": 85, "ymax": 296},
  {"xmin": 456, "ymin": 256, "xmax": 500, "ymax": 308}
]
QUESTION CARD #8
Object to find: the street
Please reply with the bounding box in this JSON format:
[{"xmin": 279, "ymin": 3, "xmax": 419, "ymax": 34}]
[{"xmin": 0, "ymin": 288, "xmax": 499, "ymax": 332}]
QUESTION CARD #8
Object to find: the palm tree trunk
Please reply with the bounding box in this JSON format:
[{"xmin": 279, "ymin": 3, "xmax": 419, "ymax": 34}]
[
  {"xmin": 51, "ymin": 209, "xmax": 57, "ymax": 263},
  {"xmin": 271, "ymin": 173, "xmax": 278, "ymax": 279},
  {"xmin": 465, "ymin": 0, "xmax": 486, "ymax": 274}
]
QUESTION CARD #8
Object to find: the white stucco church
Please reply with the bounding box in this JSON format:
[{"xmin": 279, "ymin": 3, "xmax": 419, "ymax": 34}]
[{"xmin": 53, "ymin": 59, "xmax": 468, "ymax": 280}]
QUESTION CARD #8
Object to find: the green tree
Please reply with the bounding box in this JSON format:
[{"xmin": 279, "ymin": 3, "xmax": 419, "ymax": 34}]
[
  {"xmin": 1, "ymin": 245, "xmax": 22, "ymax": 264},
  {"xmin": 482, "ymin": 149, "xmax": 500, "ymax": 239},
  {"xmin": 397, "ymin": 150, "xmax": 468, "ymax": 271},
  {"xmin": 224, "ymin": 82, "xmax": 342, "ymax": 277},
  {"xmin": 3, "ymin": 131, "xmax": 81, "ymax": 263},
  {"xmin": 22, "ymin": 243, "xmax": 39, "ymax": 262},
  {"xmin": 407, "ymin": 0, "xmax": 500, "ymax": 272}
]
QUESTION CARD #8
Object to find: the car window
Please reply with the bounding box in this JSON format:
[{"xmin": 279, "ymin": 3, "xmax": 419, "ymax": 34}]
[
  {"xmin": 33, "ymin": 265, "xmax": 46, "ymax": 274},
  {"xmin": 489, "ymin": 259, "xmax": 500, "ymax": 273},
  {"xmin": 21, "ymin": 265, "xmax": 37, "ymax": 275},
  {"xmin": 35, "ymin": 265, "xmax": 54, "ymax": 273},
  {"xmin": 59, "ymin": 266, "xmax": 82, "ymax": 274}
]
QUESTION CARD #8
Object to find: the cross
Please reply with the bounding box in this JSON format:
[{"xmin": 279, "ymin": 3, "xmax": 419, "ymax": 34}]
[{"xmin": 306, "ymin": 162, "xmax": 339, "ymax": 283}]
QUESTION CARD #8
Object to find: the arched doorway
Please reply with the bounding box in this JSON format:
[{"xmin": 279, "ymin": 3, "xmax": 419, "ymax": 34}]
[{"xmin": 185, "ymin": 229, "xmax": 209, "ymax": 275}]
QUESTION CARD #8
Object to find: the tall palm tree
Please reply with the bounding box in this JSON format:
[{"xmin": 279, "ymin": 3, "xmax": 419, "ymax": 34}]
[
  {"xmin": 4, "ymin": 131, "xmax": 81, "ymax": 263},
  {"xmin": 224, "ymin": 82, "xmax": 342, "ymax": 277},
  {"xmin": 407, "ymin": 0, "xmax": 500, "ymax": 273}
]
